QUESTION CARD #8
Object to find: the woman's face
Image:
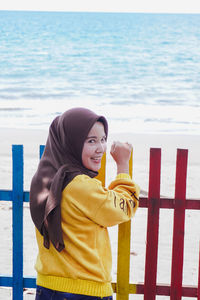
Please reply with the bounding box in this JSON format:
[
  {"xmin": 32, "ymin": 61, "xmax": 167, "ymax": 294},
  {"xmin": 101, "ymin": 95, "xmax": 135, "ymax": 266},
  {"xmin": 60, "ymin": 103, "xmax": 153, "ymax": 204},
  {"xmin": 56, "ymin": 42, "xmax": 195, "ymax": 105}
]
[{"xmin": 82, "ymin": 121, "xmax": 107, "ymax": 172}]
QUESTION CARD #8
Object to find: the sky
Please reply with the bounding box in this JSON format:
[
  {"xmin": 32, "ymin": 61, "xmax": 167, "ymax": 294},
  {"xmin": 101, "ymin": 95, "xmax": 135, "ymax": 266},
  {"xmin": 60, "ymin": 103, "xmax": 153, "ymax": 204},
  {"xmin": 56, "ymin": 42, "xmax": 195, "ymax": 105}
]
[{"xmin": 0, "ymin": 0, "xmax": 200, "ymax": 13}]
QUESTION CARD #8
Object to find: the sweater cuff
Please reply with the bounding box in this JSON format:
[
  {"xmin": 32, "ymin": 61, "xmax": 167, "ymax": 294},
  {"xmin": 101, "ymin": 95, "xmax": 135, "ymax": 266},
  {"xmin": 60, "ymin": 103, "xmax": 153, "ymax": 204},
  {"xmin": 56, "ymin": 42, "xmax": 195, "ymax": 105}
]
[{"xmin": 116, "ymin": 173, "xmax": 131, "ymax": 180}]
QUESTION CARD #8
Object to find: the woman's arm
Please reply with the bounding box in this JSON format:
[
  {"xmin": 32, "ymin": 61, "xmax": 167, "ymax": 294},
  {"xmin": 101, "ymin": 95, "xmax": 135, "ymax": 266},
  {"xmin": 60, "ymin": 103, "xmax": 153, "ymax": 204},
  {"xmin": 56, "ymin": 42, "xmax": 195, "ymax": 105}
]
[
  {"xmin": 64, "ymin": 173, "xmax": 140, "ymax": 228},
  {"xmin": 110, "ymin": 141, "xmax": 132, "ymax": 174}
]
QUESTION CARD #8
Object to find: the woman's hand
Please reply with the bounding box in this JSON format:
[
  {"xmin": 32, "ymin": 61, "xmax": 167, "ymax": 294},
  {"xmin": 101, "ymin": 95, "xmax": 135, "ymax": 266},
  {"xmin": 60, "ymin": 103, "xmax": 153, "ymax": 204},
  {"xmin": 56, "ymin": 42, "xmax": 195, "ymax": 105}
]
[{"xmin": 110, "ymin": 141, "xmax": 132, "ymax": 174}]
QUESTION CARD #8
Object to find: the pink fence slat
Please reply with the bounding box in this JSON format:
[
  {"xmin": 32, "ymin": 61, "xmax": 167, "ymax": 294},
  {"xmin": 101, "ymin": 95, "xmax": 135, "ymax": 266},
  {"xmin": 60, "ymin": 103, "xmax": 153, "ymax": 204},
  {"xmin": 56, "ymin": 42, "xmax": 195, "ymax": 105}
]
[
  {"xmin": 144, "ymin": 148, "xmax": 161, "ymax": 300},
  {"xmin": 170, "ymin": 149, "xmax": 188, "ymax": 300}
]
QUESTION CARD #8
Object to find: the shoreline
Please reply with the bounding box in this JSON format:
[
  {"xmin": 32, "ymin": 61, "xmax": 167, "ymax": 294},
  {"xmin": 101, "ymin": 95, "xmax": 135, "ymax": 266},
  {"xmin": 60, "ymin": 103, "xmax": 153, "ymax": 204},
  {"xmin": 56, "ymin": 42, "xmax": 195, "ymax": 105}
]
[
  {"xmin": 1, "ymin": 127, "xmax": 200, "ymax": 158},
  {"xmin": 0, "ymin": 127, "xmax": 200, "ymax": 197}
]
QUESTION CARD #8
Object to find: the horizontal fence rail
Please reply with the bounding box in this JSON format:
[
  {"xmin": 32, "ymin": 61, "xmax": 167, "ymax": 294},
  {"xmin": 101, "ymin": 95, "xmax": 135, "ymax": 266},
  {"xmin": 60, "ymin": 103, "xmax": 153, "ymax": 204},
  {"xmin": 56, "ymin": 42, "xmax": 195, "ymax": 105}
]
[{"xmin": 0, "ymin": 145, "xmax": 200, "ymax": 300}]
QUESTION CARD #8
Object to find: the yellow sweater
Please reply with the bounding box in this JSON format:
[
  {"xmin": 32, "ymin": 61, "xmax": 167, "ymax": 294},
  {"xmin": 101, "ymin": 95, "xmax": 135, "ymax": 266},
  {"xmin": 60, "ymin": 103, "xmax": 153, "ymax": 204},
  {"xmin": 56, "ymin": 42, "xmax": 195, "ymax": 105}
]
[{"xmin": 35, "ymin": 173, "xmax": 140, "ymax": 297}]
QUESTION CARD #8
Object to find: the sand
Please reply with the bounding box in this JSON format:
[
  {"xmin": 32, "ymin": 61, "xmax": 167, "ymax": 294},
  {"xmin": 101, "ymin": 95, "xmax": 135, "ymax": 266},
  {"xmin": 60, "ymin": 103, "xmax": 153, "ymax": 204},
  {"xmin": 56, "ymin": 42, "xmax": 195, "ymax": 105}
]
[{"xmin": 0, "ymin": 127, "xmax": 200, "ymax": 300}]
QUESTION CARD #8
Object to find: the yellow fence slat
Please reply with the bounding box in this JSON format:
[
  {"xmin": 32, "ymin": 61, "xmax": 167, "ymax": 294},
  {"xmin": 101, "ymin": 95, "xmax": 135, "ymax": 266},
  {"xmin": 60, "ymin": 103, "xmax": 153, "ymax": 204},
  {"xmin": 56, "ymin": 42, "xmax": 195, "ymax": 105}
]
[
  {"xmin": 116, "ymin": 151, "xmax": 133, "ymax": 300},
  {"xmin": 117, "ymin": 220, "xmax": 131, "ymax": 300},
  {"xmin": 95, "ymin": 152, "xmax": 106, "ymax": 186},
  {"xmin": 112, "ymin": 283, "xmax": 137, "ymax": 295},
  {"xmin": 129, "ymin": 150, "xmax": 133, "ymax": 179}
]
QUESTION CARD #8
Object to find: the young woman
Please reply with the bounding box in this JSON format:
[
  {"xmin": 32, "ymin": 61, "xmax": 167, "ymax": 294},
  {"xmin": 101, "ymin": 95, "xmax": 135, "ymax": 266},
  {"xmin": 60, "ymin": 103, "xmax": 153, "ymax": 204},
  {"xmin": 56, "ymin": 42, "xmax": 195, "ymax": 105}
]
[{"xmin": 30, "ymin": 107, "xmax": 140, "ymax": 300}]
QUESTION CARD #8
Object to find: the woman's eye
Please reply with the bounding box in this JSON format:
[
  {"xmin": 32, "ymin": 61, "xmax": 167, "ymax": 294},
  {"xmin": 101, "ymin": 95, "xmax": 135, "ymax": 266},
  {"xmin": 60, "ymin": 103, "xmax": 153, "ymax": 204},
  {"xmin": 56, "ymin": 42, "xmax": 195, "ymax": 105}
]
[
  {"xmin": 101, "ymin": 137, "xmax": 106, "ymax": 143},
  {"xmin": 88, "ymin": 139, "xmax": 96, "ymax": 143}
]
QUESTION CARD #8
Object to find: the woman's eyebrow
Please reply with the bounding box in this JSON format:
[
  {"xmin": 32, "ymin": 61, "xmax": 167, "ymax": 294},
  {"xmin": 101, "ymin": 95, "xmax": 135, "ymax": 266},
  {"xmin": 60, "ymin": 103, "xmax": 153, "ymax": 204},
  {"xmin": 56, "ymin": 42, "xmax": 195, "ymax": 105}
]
[
  {"xmin": 86, "ymin": 135, "xmax": 97, "ymax": 139},
  {"xmin": 86, "ymin": 135, "xmax": 106, "ymax": 139}
]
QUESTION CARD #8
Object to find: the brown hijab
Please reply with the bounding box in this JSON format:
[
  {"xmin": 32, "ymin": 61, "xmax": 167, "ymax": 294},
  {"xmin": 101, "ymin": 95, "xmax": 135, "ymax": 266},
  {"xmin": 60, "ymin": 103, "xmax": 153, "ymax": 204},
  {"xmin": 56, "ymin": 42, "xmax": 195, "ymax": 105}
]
[{"xmin": 30, "ymin": 107, "xmax": 108, "ymax": 252}]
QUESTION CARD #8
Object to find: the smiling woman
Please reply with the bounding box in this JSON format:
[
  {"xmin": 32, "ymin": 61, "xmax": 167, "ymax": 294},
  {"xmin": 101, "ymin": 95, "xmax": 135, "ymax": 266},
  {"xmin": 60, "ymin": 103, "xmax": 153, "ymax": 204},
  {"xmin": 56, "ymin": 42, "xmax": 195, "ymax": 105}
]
[{"xmin": 29, "ymin": 107, "xmax": 140, "ymax": 300}]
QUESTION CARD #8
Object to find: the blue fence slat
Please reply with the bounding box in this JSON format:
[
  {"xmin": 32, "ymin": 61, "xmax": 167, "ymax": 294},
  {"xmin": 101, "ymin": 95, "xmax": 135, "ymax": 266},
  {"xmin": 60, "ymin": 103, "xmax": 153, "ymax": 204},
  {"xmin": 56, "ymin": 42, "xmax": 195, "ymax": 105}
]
[
  {"xmin": 0, "ymin": 276, "xmax": 13, "ymax": 287},
  {"xmin": 23, "ymin": 277, "xmax": 36, "ymax": 288},
  {"xmin": 0, "ymin": 275, "xmax": 36, "ymax": 289},
  {"xmin": 24, "ymin": 191, "xmax": 30, "ymax": 202},
  {"xmin": 40, "ymin": 145, "xmax": 45, "ymax": 159},
  {"xmin": 12, "ymin": 145, "xmax": 24, "ymax": 300},
  {"xmin": 0, "ymin": 190, "xmax": 29, "ymax": 203},
  {"xmin": 0, "ymin": 190, "xmax": 12, "ymax": 201}
]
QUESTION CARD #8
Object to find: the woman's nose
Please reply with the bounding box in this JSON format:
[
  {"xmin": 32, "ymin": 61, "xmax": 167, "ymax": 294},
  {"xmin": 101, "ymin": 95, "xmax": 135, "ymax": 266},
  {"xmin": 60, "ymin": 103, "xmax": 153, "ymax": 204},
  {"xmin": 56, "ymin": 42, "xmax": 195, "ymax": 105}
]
[{"xmin": 96, "ymin": 141, "xmax": 104, "ymax": 152}]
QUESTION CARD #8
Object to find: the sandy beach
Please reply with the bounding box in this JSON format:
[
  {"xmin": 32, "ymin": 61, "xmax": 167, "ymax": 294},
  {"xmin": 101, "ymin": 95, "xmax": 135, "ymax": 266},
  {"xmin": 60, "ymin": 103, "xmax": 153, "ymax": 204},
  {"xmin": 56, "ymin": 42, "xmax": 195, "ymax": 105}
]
[{"xmin": 0, "ymin": 127, "xmax": 200, "ymax": 299}]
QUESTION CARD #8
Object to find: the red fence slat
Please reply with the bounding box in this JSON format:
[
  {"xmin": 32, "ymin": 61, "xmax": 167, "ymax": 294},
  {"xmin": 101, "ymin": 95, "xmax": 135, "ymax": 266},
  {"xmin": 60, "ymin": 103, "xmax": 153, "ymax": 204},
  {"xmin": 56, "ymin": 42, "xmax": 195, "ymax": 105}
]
[
  {"xmin": 144, "ymin": 148, "xmax": 161, "ymax": 300},
  {"xmin": 170, "ymin": 149, "xmax": 188, "ymax": 300},
  {"xmin": 136, "ymin": 283, "xmax": 198, "ymax": 297},
  {"xmin": 198, "ymin": 242, "xmax": 200, "ymax": 300},
  {"xmin": 139, "ymin": 197, "xmax": 200, "ymax": 209}
]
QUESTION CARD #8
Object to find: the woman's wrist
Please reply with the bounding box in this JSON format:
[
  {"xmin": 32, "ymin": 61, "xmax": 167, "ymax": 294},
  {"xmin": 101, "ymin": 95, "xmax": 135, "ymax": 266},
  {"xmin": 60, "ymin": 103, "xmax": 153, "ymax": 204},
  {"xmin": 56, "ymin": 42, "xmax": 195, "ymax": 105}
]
[{"xmin": 117, "ymin": 163, "xmax": 129, "ymax": 174}]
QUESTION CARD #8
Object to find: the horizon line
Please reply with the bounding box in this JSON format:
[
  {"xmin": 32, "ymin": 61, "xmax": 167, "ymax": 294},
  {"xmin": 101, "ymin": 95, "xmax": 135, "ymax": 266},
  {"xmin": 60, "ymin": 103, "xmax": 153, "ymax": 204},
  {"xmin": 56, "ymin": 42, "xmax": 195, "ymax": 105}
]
[{"xmin": 1, "ymin": 9, "xmax": 200, "ymax": 15}]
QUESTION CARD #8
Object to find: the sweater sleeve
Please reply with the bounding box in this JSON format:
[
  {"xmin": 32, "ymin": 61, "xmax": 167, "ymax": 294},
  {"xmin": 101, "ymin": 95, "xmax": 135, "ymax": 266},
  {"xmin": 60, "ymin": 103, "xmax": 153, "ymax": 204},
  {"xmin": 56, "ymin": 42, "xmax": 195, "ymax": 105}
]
[{"xmin": 67, "ymin": 174, "xmax": 140, "ymax": 227}]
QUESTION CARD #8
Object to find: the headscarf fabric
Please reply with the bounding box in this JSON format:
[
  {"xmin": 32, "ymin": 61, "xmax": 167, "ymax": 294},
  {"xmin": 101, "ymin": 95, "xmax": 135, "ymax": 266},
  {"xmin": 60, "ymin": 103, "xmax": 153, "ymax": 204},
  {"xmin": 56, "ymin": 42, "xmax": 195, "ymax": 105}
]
[{"xmin": 30, "ymin": 107, "xmax": 108, "ymax": 252}]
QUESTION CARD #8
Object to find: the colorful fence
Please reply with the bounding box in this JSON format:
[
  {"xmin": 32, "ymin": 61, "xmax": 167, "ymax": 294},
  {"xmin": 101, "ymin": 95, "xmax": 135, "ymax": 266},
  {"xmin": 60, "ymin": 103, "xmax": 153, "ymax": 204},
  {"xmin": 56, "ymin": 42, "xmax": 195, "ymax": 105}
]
[{"xmin": 0, "ymin": 145, "xmax": 200, "ymax": 300}]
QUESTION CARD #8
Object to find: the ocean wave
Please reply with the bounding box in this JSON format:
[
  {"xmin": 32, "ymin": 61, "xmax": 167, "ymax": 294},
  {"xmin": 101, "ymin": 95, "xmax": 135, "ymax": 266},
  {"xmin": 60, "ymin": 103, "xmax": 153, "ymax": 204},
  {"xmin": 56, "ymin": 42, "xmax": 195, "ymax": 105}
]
[
  {"xmin": 0, "ymin": 107, "xmax": 31, "ymax": 111},
  {"xmin": 144, "ymin": 118, "xmax": 200, "ymax": 125}
]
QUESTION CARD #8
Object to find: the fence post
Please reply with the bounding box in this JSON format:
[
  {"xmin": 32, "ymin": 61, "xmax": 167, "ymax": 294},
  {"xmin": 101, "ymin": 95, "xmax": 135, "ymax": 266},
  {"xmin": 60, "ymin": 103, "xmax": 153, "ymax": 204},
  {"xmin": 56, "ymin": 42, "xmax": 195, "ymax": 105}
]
[
  {"xmin": 116, "ymin": 151, "xmax": 133, "ymax": 300},
  {"xmin": 144, "ymin": 148, "xmax": 161, "ymax": 300},
  {"xmin": 198, "ymin": 242, "xmax": 200, "ymax": 300},
  {"xmin": 170, "ymin": 149, "xmax": 188, "ymax": 300},
  {"xmin": 12, "ymin": 145, "xmax": 24, "ymax": 300}
]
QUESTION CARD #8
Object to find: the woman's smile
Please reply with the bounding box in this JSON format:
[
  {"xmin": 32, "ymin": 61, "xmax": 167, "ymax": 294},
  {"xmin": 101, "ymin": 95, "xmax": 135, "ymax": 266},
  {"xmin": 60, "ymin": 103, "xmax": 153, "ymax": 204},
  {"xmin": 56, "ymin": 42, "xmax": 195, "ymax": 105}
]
[{"xmin": 82, "ymin": 122, "xmax": 107, "ymax": 172}]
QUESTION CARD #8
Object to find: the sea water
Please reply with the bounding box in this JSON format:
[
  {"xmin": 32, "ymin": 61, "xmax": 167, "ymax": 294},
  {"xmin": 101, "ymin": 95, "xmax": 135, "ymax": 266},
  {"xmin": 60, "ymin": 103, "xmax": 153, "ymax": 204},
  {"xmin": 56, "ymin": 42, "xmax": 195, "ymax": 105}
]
[{"xmin": 0, "ymin": 10, "xmax": 200, "ymax": 134}]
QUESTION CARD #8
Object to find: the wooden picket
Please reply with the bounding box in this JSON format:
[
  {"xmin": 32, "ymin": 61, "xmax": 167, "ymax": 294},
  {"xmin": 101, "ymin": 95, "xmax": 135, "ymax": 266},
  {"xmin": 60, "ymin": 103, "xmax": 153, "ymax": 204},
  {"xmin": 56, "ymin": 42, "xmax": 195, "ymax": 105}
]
[
  {"xmin": 170, "ymin": 149, "xmax": 188, "ymax": 300},
  {"xmin": 143, "ymin": 148, "xmax": 161, "ymax": 300},
  {"xmin": 12, "ymin": 145, "xmax": 24, "ymax": 300},
  {"xmin": 116, "ymin": 151, "xmax": 133, "ymax": 300},
  {"xmin": 198, "ymin": 243, "xmax": 200, "ymax": 300},
  {"xmin": 0, "ymin": 145, "xmax": 200, "ymax": 300}
]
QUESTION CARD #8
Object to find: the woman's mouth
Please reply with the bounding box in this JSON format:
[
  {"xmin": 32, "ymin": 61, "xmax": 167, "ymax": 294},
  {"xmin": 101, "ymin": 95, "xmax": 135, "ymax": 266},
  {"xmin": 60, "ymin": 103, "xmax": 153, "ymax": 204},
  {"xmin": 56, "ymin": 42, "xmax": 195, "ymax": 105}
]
[{"xmin": 91, "ymin": 157, "xmax": 102, "ymax": 163}]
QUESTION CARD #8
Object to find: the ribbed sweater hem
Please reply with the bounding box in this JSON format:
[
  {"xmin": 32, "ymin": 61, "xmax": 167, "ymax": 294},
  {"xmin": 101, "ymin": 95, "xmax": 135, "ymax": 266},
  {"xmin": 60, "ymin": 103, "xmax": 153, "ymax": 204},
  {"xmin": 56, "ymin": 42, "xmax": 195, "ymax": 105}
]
[{"xmin": 37, "ymin": 273, "xmax": 113, "ymax": 297}]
